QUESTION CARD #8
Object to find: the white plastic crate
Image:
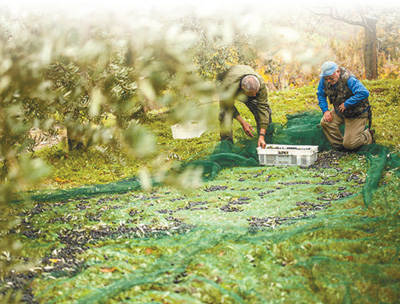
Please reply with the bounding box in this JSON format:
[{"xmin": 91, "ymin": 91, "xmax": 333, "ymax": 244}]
[
  {"xmin": 171, "ymin": 120, "xmax": 207, "ymax": 139},
  {"xmin": 257, "ymin": 144, "xmax": 318, "ymax": 167}
]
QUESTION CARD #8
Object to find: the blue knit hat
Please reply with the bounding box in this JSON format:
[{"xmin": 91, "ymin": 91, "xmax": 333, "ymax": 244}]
[{"xmin": 319, "ymin": 61, "xmax": 338, "ymax": 77}]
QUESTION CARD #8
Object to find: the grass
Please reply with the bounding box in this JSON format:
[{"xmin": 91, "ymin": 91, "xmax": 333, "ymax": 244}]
[{"xmin": 32, "ymin": 78, "xmax": 400, "ymax": 190}]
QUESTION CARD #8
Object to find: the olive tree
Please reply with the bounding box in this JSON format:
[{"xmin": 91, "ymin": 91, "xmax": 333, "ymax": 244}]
[{"xmin": 0, "ymin": 8, "xmax": 219, "ymax": 277}]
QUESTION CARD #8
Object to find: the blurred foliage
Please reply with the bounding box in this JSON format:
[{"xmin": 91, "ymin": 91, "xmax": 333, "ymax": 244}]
[
  {"xmin": 328, "ymin": 35, "xmax": 365, "ymax": 78},
  {"xmin": 181, "ymin": 16, "xmax": 259, "ymax": 80},
  {"xmin": 0, "ymin": 11, "xmax": 53, "ymax": 278},
  {"xmin": 0, "ymin": 11, "xmax": 217, "ymax": 278},
  {"xmin": 377, "ymin": 10, "xmax": 400, "ymax": 62},
  {"xmin": 377, "ymin": 10, "xmax": 400, "ymax": 79},
  {"xmin": 188, "ymin": 18, "xmax": 257, "ymax": 80}
]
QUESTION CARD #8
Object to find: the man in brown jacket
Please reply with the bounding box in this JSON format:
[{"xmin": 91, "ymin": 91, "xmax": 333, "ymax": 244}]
[{"xmin": 218, "ymin": 65, "xmax": 271, "ymax": 148}]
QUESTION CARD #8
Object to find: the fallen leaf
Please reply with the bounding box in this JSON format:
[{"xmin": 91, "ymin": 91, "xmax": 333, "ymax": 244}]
[
  {"xmin": 54, "ymin": 177, "xmax": 66, "ymax": 184},
  {"xmin": 100, "ymin": 267, "xmax": 116, "ymax": 273},
  {"xmin": 145, "ymin": 248, "xmax": 154, "ymax": 255}
]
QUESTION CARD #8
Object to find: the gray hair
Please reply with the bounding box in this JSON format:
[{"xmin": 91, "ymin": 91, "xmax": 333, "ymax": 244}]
[{"xmin": 241, "ymin": 75, "xmax": 260, "ymax": 93}]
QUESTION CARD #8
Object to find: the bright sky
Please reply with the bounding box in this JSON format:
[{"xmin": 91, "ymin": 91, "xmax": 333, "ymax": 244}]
[{"xmin": 1, "ymin": 0, "xmax": 399, "ymax": 17}]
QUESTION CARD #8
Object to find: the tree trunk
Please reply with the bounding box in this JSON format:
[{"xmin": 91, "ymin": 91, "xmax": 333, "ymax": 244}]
[
  {"xmin": 60, "ymin": 127, "xmax": 69, "ymax": 153},
  {"xmin": 363, "ymin": 18, "xmax": 378, "ymax": 80}
]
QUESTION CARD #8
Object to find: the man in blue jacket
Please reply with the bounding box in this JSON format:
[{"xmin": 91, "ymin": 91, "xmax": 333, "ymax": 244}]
[{"xmin": 317, "ymin": 61, "xmax": 374, "ymax": 150}]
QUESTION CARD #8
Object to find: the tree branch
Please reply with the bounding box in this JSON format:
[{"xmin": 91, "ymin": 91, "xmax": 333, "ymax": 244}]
[{"xmin": 310, "ymin": 6, "xmax": 365, "ymax": 27}]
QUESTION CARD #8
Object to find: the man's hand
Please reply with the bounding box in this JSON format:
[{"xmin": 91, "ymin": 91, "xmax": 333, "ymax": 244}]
[
  {"xmin": 323, "ymin": 111, "xmax": 333, "ymax": 122},
  {"xmin": 258, "ymin": 136, "xmax": 266, "ymax": 148},
  {"xmin": 258, "ymin": 128, "xmax": 267, "ymax": 148},
  {"xmin": 236, "ymin": 115, "xmax": 254, "ymax": 137},
  {"xmin": 241, "ymin": 121, "xmax": 255, "ymax": 137},
  {"xmin": 338, "ymin": 103, "xmax": 346, "ymax": 113}
]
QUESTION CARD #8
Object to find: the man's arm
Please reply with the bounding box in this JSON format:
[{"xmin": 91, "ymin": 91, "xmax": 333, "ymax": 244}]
[
  {"xmin": 317, "ymin": 78, "xmax": 332, "ymax": 122},
  {"xmin": 344, "ymin": 77, "xmax": 370, "ymax": 108},
  {"xmin": 255, "ymin": 84, "xmax": 271, "ymax": 128},
  {"xmin": 235, "ymin": 116, "xmax": 266, "ymax": 148},
  {"xmin": 252, "ymin": 85, "xmax": 270, "ymax": 148},
  {"xmin": 317, "ymin": 78, "xmax": 329, "ymax": 112}
]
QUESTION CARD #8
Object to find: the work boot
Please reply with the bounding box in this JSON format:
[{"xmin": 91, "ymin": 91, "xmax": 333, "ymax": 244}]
[{"xmin": 368, "ymin": 129, "xmax": 375, "ymax": 144}]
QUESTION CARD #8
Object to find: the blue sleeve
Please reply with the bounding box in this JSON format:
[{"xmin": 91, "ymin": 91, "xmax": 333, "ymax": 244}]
[
  {"xmin": 345, "ymin": 77, "xmax": 369, "ymax": 108},
  {"xmin": 317, "ymin": 78, "xmax": 329, "ymax": 113}
]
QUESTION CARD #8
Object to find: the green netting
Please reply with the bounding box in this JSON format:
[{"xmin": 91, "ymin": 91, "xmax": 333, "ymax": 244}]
[
  {"xmin": 23, "ymin": 177, "xmax": 144, "ymax": 203},
  {"xmin": 268, "ymin": 111, "xmax": 333, "ymax": 150},
  {"xmin": 5, "ymin": 111, "xmax": 400, "ymax": 303},
  {"xmin": 180, "ymin": 111, "xmax": 400, "ymax": 208},
  {"xmin": 22, "ymin": 111, "xmax": 400, "ymax": 207}
]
